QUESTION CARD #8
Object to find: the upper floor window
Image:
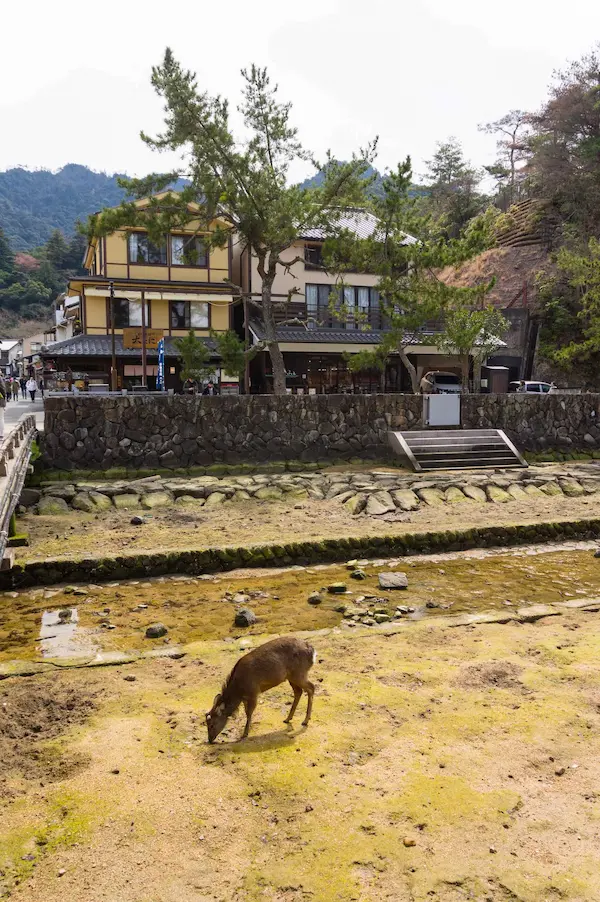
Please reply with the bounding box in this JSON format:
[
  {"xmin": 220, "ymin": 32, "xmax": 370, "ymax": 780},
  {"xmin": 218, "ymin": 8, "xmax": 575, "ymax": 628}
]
[
  {"xmin": 304, "ymin": 243, "xmax": 324, "ymax": 269},
  {"xmin": 170, "ymin": 301, "xmax": 209, "ymax": 330},
  {"xmin": 305, "ymin": 284, "xmax": 380, "ymax": 329},
  {"xmin": 128, "ymin": 232, "xmax": 167, "ymax": 265},
  {"xmin": 112, "ymin": 298, "xmax": 149, "ymax": 328},
  {"xmin": 170, "ymin": 235, "xmax": 208, "ymax": 267}
]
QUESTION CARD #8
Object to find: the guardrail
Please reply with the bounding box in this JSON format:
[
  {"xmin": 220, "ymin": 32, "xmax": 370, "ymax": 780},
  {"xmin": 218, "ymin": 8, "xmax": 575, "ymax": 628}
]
[{"xmin": 0, "ymin": 414, "xmax": 37, "ymax": 568}]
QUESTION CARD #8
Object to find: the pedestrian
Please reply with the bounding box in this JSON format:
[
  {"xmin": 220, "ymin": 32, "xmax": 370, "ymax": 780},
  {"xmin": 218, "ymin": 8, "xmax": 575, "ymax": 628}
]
[
  {"xmin": 0, "ymin": 374, "xmax": 6, "ymax": 440},
  {"xmin": 26, "ymin": 376, "xmax": 37, "ymax": 402},
  {"xmin": 11, "ymin": 379, "xmax": 19, "ymax": 402},
  {"xmin": 183, "ymin": 377, "xmax": 196, "ymax": 395},
  {"xmin": 19, "ymin": 376, "xmax": 26, "ymax": 399},
  {"xmin": 38, "ymin": 378, "xmax": 45, "ymax": 399},
  {"xmin": 66, "ymin": 367, "xmax": 73, "ymax": 392},
  {"xmin": 419, "ymin": 373, "xmax": 434, "ymax": 394},
  {"xmin": 202, "ymin": 380, "xmax": 217, "ymax": 396},
  {"xmin": 83, "ymin": 373, "xmax": 90, "ymax": 392}
]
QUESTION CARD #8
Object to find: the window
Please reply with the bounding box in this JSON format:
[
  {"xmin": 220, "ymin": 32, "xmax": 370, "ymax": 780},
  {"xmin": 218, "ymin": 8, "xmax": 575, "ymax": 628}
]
[
  {"xmin": 128, "ymin": 232, "xmax": 167, "ymax": 265},
  {"xmin": 170, "ymin": 301, "xmax": 209, "ymax": 330},
  {"xmin": 170, "ymin": 234, "xmax": 208, "ymax": 267},
  {"xmin": 304, "ymin": 244, "xmax": 323, "ymax": 269},
  {"xmin": 305, "ymin": 284, "xmax": 380, "ymax": 329},
  {"xmin": 112, "ymin": 298, "xmax": 148, "ymax": 328}
]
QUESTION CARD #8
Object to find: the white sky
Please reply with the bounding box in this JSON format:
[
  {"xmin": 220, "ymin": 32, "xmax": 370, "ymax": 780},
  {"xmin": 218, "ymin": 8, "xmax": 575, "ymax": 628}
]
[{"xmin": 2, "ymin": 0, "xmax": 600, "ymax": 184}]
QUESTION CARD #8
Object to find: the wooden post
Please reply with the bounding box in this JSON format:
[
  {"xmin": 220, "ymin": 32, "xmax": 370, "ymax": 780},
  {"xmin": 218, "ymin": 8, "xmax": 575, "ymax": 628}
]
[
  {"xmin": 141, "ymin": 289, "xmax": 147, "ymax": 388},
  {"xmin": 243, "ymin": 296, "xmax": 250, "ymax": 395},
  {"xmin": 109, "ymin": 281, "xmax": 117, "ymax": 391},
  {"xmin": 8, "ymin": 512, "xmax": 16, "ymax": 538}
]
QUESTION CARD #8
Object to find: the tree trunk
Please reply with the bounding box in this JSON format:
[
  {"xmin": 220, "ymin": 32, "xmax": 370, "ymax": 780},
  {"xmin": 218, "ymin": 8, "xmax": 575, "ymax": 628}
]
[
  {"xmin": 472, "ymin": 358, "xmax": 482, "ymax": 393},
  {"xmin": 460, "ymin": 355, "xmax": 470, "ymax": 393},
  {"xmin": 399, "ymin": 348, "xmax": 419, "ymax": 394},
  {"xmin": 261, "ymin": 278, "xmax": 287, "ymax": 395}
]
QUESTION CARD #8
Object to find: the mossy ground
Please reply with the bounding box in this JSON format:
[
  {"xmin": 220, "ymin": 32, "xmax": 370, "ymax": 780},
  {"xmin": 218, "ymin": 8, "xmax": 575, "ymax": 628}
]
[{"xmin": 2, "ymin": 603, "xmax": 600, "ymax": 901}]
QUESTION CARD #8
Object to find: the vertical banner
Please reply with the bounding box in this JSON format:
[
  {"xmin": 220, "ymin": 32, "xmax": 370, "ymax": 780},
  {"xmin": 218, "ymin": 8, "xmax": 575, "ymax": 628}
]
[{"xmin": 156, "ymin": 338, "xmax": 165, "ymax": 391}]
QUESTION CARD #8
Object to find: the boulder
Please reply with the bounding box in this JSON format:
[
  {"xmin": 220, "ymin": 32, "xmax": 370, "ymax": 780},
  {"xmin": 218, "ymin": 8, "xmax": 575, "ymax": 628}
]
[
  {"xmin": 366, "ymin": 491, "xmax": 395, "ymax": 516},
  {"xmin": 141, "ymin": 491, "xmax": 173, "ymax": 510},
  {"xmin": 233, "ymin": 490, "xmax": 252, "ymax": 502},
  {"xmin": 444, "ymin": 486, "xmax": 471, "ymax": 504},
  {"xmin": 350, "ymin": 570, "xmax": 367, "ymax": 580},
  {"xmin": 417, "ymin": 487, "xmax": 446, "ymax": 506},
  {"xmin": 308, "ymin": 592, "xmax": 322, "ymax": 606},
  {"xmin": 485, "ymin": 485, "xmax": 511, "ymax": 503},
  {"xmin": 19, "ymin": 488, "xmax": 41, "ymax": 508},
  {"xmin": 254, "ymin": 486, "xmax": 284, "ymax": 501},
  {"xmin": 462, "ymin": 485, "xmax": 487, "ymax": 503},
  {"xmin": 328, "ymin": 583, "xmax": 347, "ymax": 594},
  {"xmin": 539, "ymin": 482, "xmax": 563, "ymax": 497},
  {"xmin": 72, "ymin": 492, "xmax": 95, "ymax": 513},
  {"xmin": 176, "ymin": 495, "xmax": 205, "ymax": 506},
  {"xmin": 145, "ymin": 623, "xmax": 168, "ymax": 639},
  {"xmin": 559, "ymin": 478, "xmax": 585, "ymax": 497},
  {"xmin": 205, "ymin": 492, "xmax": 227, "ymax": 507},
  {"xmin": 507, "ymin": 484, "xmax": 528, "ymax": 501},
  {"xmin": 378, "ymin": 572, "xmax": 408, "ymax": 590},
  {"xmin": 374, "ymin": 613, "xmax": 391, "ymax": 623},
  {"xmin": 234, "ymin": 608, "xmax": 257, "ymax": 627},
  {"xmin": 38, "ymin": 496, "xmax": 70, "ymax": 515},
  {"xmin": 391, "ymin": 489, "xmax": 420, "ymax": 511},
  {"xmin": 89, "ymin": 492, "xmax": 113, "ymax": 511},
  {"xmin": 344, "ymin": 493, "xmax": 367, "ymax": 515},
  {"xmin": 113, "ymin": 494, "xmax": 141, "ymax": 510},
  {"xmin": 523, "ymin": 484, "xmax": 545, "ymax": 498}
]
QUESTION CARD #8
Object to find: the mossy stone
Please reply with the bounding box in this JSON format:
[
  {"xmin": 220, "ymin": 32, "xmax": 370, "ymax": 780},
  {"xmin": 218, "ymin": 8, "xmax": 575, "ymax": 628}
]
[
  {"xmin": 113, "ymin": 494, "xmax": 141, "ymax": 510},
  {"xmin": 37, "ymin": 496, "xmax": 70, "ymax": 515}
]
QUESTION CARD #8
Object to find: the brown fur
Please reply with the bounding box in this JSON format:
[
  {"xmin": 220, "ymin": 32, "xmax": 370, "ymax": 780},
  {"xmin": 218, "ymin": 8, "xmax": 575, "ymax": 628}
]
[{"xmin": 206, "ymin": 637, "xmax": 316, "ymax": 742}]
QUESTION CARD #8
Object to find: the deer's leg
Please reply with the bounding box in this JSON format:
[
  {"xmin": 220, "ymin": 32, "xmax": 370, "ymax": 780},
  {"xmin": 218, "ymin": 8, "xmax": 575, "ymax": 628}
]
[
  {"xmin": 284, "ymin": 683, "xmax": 303, "ymax": 723},
  {"xmin": 301, "ymin": 680, "xmax": 315, "ymax": 727},
  {"xmin": 241, "ymin": 696, "xmax": 257, "ymax": 739}
]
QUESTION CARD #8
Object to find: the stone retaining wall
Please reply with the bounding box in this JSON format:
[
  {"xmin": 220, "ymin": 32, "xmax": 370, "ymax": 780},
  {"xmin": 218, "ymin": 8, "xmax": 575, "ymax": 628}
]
[{"xmin": 42, "ymin": 393, "xmax": 600, "ymax": 471}]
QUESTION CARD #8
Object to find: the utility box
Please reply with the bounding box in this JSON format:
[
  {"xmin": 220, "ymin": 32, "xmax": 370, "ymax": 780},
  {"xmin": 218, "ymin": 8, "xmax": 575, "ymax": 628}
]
[{"xmin": 481, "ymin": 365, "xmax": 509, "ymax": 394}]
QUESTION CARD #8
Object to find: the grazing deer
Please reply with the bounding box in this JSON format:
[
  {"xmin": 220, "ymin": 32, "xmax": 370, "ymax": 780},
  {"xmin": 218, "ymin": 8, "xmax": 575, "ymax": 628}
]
[{"xmin": 205, "ymin": 637, "xmax": 316, "ymax": 743}]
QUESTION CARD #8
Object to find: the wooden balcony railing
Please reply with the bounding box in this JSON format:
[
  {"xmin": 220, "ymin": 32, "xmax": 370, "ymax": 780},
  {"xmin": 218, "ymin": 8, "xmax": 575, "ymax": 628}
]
[{"xmin": 273, "ymin": 303, "xmax": 443, "ymax": 335}]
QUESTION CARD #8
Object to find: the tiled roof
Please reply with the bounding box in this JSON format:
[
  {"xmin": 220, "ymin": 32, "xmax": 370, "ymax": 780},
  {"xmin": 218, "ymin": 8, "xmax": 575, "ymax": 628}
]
[
  {"xmin": 248, "ymin": 321, "xmax": 439, "ymax": 346},
  {"xmin": 40, "ymin": 334, "xmax": 219, "ymax": 358},
  {"xmin": 300, "ymin": 210, "xmax": 416, "ymax": 245}
]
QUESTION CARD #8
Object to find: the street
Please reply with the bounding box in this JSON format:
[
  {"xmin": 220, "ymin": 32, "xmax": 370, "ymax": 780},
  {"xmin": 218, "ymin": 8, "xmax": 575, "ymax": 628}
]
[{"xmin": 3, "ymin": 396, "xmax": 45, "ymax": 431}]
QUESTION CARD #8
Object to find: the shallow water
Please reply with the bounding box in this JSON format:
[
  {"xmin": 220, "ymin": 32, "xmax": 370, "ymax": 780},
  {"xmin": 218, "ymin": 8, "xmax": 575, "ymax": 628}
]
[{"xmin": 1, "ymin": 542, "xmax": 600, "ymax": 662}]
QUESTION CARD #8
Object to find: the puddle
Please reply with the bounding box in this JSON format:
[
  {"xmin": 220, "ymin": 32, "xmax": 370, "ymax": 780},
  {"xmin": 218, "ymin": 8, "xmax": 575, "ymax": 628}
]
[
  {"xmin": 2, "ymin": 540, "xmax": 600, "ymax": 662},
  {"xmin": 38, "ymin": 608, "xmax": 97, "ymax": 659}
]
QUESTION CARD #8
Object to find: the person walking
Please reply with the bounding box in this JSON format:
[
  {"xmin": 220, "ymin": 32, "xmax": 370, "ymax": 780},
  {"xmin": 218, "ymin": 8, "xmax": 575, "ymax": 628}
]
[
  {"xmin": 0, "ymin": 374, "xmax": 6, "ymax": 440},
  {"xmin": 11, "ymin": 379, "xmax": 19, "ymax": 402},
  {"xmin": 38, "ymin": 378, "xmax": 45, "ymax": 399},
  {"xmin": 19, "ymin": 376, "xmax": 27, "ymax": 399},
  {"xmin": 26, "ymin": 376, "xmax": 37, "ymax": 402}
]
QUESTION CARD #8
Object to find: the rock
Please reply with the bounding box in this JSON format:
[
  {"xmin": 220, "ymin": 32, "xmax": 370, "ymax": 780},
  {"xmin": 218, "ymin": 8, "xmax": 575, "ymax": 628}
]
[
  {"xmin": 559, "ymin": 478, "xmax": 585, "ymax": 497},
  {"xmin": 232, "ymin": 593, "xmax": 251, "ymax": 604},
  {"xmin": 444, "ymin": 486, "xmax": 471, "ymax": 504},
  {"xmin": 234, "ymin": 608, "xmax": 257, "ymax": 627},
  {"xmin": 145, "ymin": 623, "xmax": 168, "ymax": 639},
  {"xmin": 350, "ymin": 570, "xmax": 367, "ymax": 580},
  {"xmin": 233, "ymin": 490, "xmax": 252, "ymax": 502},
  {"xmin": 579, "ymin": 479, "xmax": 600, "ymax": 494},
  {"xmin": 374, "ymin": 613, "xmax": 391, "ymax": 623},
  {"xmin": 37, "ymin": 496, "xmax": 70, "ymax": 515},
  {"xmin": 141, "ymin": 491, "xmax": 172, "ymax": 509},
  {"xmin": 539, "ymin": 482, "xmax": 564, "ymax": 497},
  {"xmin": 555, "ymin": 766, "xmax": 565, "ymax": 776},
  {"xmin": 176, "ymin": 495, "xmax": 205, "ymax": 506},
  {"xmin": 113, "ymin": 494, "xmax": 141, "ymax": 510},
  {"xmin": 255, "ymin": 486, "xmax": 284, "ymax": 501},
  {"xmin": 308, "ymin": 592, "xmax": 322, "ymax": 606},
  {"xmin": 403, "ymin": 837, "xmax": 416, "ymax": 848},
  {"xmin": 90, "ymin": 491, "xmax": 113, "ymax": 511},
  {"xmin": 130, "ymin": 516, "xmax": 145, "ymax": 525},
  {"xmin": 333, "ymin": 490, "xmax": 357, "ymax": 505},
  {"xmin": 594, "ymin": 548, "xmax": 600, "ymax": 559},
  {"xmin": 333, "ymin": 603, "xmax": 347, "ymax": 613},
  {"xmin": 417, "ymin": 488, "xmax": 445, "ymax": 506},
  {"xmin": 391, "ymin": 489, "xmax": 420, "ymax": 511},
  {"xmin": 58, "ymin": 609, "xmax": 72, "ymax": 622},
  {"xmin": 426, "ymin": 601, "xmax": 440, "ymax": 609},
  {"xmin": 344, "ymin": 493, "xmax": 367, "ymax": 515},
  {"xmin": 462, "ymin": 485, "xmax": 487, "ymax": 503},
  {"xmin": 205, "ymin": 492, "xmax": 227, "ymax": 507},
  {"xmin": 123, "ymin": 675, "xmax": 136, "ymax": 682},
  {"xmin": 328, "ymin": 583, "xmax": 347, "ymax": 594},
  {"xmin": 523, "ymin": 484, "xmax": 545, "ymax": 498},
  {"xmin": 486, "ymin": 485, "xmax": 511, "ymax": 503},
  {"xmin": 71, "ymin": 492, "xmax": 96, "ymax": 513},
  {"xmin": 378, "ymin": 572, "xmax": 408, "ymax": 590},
  {"xmin": 517, "ymin": 604, "xmax": 560, "ymax": 623},
  {"xmin": 507, "ymin": 484, "xmax": 528, "ymax": 501},
  {"xmin": 19, "ymin": 488, "xmax": 41, "ymax": 507},
  {"xmin": 366, "ymin": 492, "xmax": 394, "ymax": 516},
  {"xmin": 58, "ymin": 869, "xmax": 66, "ymax": 877}
]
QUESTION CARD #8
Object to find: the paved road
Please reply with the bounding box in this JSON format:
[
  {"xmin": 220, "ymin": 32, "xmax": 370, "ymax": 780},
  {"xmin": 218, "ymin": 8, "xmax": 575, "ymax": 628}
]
[{"xmin": 3, "ymin": 397, "xmax": 45, "ymax": 431}]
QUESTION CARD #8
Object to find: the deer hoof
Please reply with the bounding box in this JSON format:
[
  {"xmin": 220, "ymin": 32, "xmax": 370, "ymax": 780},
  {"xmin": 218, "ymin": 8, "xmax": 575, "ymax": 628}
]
[{"xmin": 301, "ymin": 719, "xmax": 310, "ymax": 727}]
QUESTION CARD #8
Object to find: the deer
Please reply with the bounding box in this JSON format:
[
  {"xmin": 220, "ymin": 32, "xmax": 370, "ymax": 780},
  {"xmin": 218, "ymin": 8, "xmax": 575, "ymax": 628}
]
[{"xmin": 205, "ymin": 636, "xmax": 316, "ymax": 743}]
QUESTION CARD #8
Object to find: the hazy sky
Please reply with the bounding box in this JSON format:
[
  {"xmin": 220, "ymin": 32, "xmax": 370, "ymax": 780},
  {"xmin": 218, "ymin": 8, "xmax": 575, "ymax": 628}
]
[{"xmin": 2, "ymin": 0, "xmax": 600, "ymax": 183}]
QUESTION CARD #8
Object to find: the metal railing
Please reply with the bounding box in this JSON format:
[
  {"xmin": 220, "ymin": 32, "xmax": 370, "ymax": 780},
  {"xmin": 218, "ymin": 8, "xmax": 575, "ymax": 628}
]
[{"xmin": 0, "ymin": 414, "xmax": 37, "ymax": 566}]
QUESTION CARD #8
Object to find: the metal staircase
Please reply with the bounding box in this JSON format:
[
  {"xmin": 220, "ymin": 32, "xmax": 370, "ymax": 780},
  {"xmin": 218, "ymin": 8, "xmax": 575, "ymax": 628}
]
[{"xmin": 389, "ymin": 429, "xmax": 528, "ymax": 472}]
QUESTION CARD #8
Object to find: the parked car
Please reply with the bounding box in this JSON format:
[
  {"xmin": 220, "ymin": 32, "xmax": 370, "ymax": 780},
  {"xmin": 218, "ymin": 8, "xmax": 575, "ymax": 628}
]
[
  {"xmin": 508, "ymin": 380, "xmax": 555, "ymax": 393},
  {"xmin": 423, "ymin": 371, "xmax": 462, "ymax": 393}
]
